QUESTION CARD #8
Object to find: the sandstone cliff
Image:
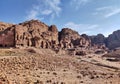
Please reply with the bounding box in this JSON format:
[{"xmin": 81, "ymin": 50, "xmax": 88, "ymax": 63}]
[
  {"xmin": 59, "ymin": 28, "xmax": 91, "ymax": 49},
  {"xmin": 0, "ymin": 22, "xmax": 13, "ymax": 31},
  {"xmin": 15, "ymin": 20, "xmax": 59, "ymax": 48},
  {"xmin": 0, "ymin": 20, "xmax": 91, "ymax": 49},
  {"xmin": 1, "ymin": 20, "xmax": 120, "ymax": 50},
  {"xmin": 0, "ymin": 20, "xmax": 59, "ymax": 48}
]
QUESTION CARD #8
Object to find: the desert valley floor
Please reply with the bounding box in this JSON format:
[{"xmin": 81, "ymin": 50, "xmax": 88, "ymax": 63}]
[{"xmin": 0, "ymin": 48, "xmax": 119, "ymax": 84}]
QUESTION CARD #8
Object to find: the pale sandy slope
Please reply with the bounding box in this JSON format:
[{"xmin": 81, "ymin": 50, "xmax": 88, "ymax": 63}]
[{"xmin": 0, "ymin": 48, "xmax": 119, "ymax": 84}]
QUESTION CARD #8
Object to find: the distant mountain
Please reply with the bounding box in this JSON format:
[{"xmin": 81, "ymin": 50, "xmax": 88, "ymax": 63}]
[
  {"xmin": 89, "ymin": 31, "xmax": 120, "ymax": 50},
  {"xmin": 89, "ymin": 34, "xmax": 106, "ymax": 46},
  {"xmin": 107, "ymin": 30, "xmax": 120, "ymax": 49}
]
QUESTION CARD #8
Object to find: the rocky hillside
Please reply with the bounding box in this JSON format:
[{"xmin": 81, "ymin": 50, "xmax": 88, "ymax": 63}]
[
  {"xmin": 0, "ymin": 48, "xmax": 119, "ymax": 84},
  {"xmin": 90, "ymin": 30, "xmax": 120, "ymax": 49},
  {"xmin": 107, "ymin": 30, "xmax": 120, "ymax": 49},
  {"xmin": 0, "ymin": 20, "xmax": 120, "ymax": 50},
  {"xmin": 0, "ymin": 22, "xmax": 13, "ymax": 31},
  {"xmin": 15, "ymin": 20, "xmax": 59, "ymax": 48},
  {"xmin": 59, "ymin": 28, "xmax": 91, "ymax": 49},
  {"xmin": 89, "ymin": 34, "xmax": 107, "ymax": 49},
  {"xmin": 0, "ymin": 20, "xmax": 91, "ymax": 49},
  {"xmin": 90, "ymin": 34, "xmax": 106, "ymax": 45}
]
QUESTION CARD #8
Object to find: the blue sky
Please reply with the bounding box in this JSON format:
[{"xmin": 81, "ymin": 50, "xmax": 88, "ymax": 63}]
[{"xmin": 0, "ymin": 0, "xmax": 120, "ymax": 36}]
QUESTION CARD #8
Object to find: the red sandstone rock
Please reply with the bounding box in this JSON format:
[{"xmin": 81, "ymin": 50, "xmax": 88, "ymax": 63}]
[
  {"xmin": 15, "ymin": 20, "xmax": 59, "ymax": 48},
  {"xmin": 59, "ymin": 28, "xmax": 91, "ymax": 49},
  {"xmin": 0, "ymin": 20, "xmax": 101, "ymax": 50},
  {"xmin": 0, "ymin": 27, "xmax": 15, "ymax": 47}
]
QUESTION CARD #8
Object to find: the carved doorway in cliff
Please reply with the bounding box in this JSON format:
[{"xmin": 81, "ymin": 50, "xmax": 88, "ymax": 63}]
[
  {"xmin": 41, "ymin": 41, "xmax": 44, "ymax": 48},
  {"xmin": 0, "ymin": 44, "xmax": 3, "ymax": 47}
]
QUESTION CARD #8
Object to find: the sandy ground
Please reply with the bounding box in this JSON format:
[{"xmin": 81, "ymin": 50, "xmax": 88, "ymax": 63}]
[{"xmin": 0, "ymin": 48, "xmax": 119, "ymax": 84}]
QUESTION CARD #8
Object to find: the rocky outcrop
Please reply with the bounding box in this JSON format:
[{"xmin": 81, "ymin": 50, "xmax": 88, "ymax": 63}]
[
  {"xmin": 0, "ymin": 20, "xmax": 59, "ymax": 48},
  {"xmin": 0, "ymin": 20, "xmax": 109, "ymax": 49},
  {"xmin": 0, "ymin": 20, "xmax": 94, "ymax": 49},
  {"xmin": 59, "ymin": 28, "xmax": 91, "ymax": 49},
  {"xmin": 90, "ymin": 34, "xmax": 106, "ymax": 45},
  {"xmin": 89, "ymin": 34, "xmax": 106, "ymax": 49},
  {"xmin": 88, "ymin": 31, "xmax": 120, "ymax": 50},
  {"xmin": 0, "ymin": 27, "xmax": 15, "ymax": 47},
  {"xmin": 15, "ymin": 20, "xmax": 59, "ymax": 48},
  {"xmin": 107, "ymin": 30, "xmax": 120, "ymax": 49},
  {"xmin": 0, "ymin": 22, "xmax": 14, "ymax": 47},
  {"xmin": 0, "ymin": 22, "xmax": 13, "ymax": 31},
  {"xmin": 81, "ymin": 34, "xmax": 91, "ymax": 46}
]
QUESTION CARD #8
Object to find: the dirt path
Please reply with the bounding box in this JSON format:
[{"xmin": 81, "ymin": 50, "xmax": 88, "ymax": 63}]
[{"xmin": 80, "ymin": 54, "xmax": 120, "ymax": 70}]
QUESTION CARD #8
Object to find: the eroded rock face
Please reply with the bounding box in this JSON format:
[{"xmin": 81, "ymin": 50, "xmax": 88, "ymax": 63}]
[
  {"xmin": 15, "ymin": 20, "xmax": 59, "ymax": 48},
  {"xmin": 0, "ymin": 27, "xmax": 15, "ymax": 47},
  {"xmin": 14, "ymin": 25, "xmax": 30, "ymax": 47},
  {"xmin": 59, "ymin": 28, "xmax": 91, "ymax": 49},
  {"xmin": 0, "ymin": 20, "xmax": 59, "ymax": 48},
  {"xmin": 89, "ymin": 34, "xmax": 106, "ymax": 49},
  {"xmin": 0, "ymin": 22, "xmax": 14, "ymax": 47},
  {"xmin": 0, "ymin": 22, "xmax": 13, "ymax": 31},
  {"xmin": 81, "ymin": 34, "xmax": 91, "ymax": 47},
  {"xmin": 0, "ymin": 20, "xmax": 98, "ymax": 49},
  {"xmin": 107, "ymin": 30, "xmax": 120, "ymax": 49},
  {"xmin": 90, "ymin": 34, "xmax": 106, "ymax": 45},
  {"xmin": 2, "ymin": 20, "xmax": 120, "ymax": 51}
]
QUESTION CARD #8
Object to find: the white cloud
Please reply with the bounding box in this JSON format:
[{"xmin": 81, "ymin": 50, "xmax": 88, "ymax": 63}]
[
  {"xmin": 26, "ymin": 0, "xmax": 62, "ymax": 20},
  {"xmin": 45, "ymin": 0, "xmax": 61, "ymax": 16},
  {"xmin": 64, "ymin": 22, "xmax": 99, "ymax": 35},
  {"xmin": 41, "ymin": 10, "xmax": 52, "ymax": 15},
  {"xmin": 64, "ymin": 22, "xmax": 120, "ymax": 37},
  {"xmin": 27, "ymin": 10, "xmax": 38, "ymax": 20},
  {"xmin": 102, "ymin": 25, "xmax": 120, "ymax": 37},
  {"xmin": 105, "ymin": 8, "xmax": 120, "ymax": 18},
  {"xmin": 96, "ymin": 6, "xmax": 113, "ymax": 11},
  {"xmin": 71, "ymin": 0, "xmax": 92, "ymax": 10},
  {"xmin": 94, "ymin": 6, "xmax": 120, "ymax": 18}
]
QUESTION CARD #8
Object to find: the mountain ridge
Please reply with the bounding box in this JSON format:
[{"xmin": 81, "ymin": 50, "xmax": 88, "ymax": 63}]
[{"xmin": 0, "ymin": 19, "xmax": 120, "ymax": 50}]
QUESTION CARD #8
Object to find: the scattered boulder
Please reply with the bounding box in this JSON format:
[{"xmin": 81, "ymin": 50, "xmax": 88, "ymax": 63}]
[
  {"xmin": 102, "ymin": 50, "xmax": 120, "ymax": 62},
  {"xmin": 67, "ymin": 48, "xmax": 76, "ymax": 56},
  {"xmin": 75, "ymin": 50, "xmax": 86, "ymax": 56},
  {"xmin": 26, "ymin": 48, "xmax": 37, "ymax": 53},
  {"xmin": 95, "ymin": 49, "xmax": 105, "ymax": 54}
]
